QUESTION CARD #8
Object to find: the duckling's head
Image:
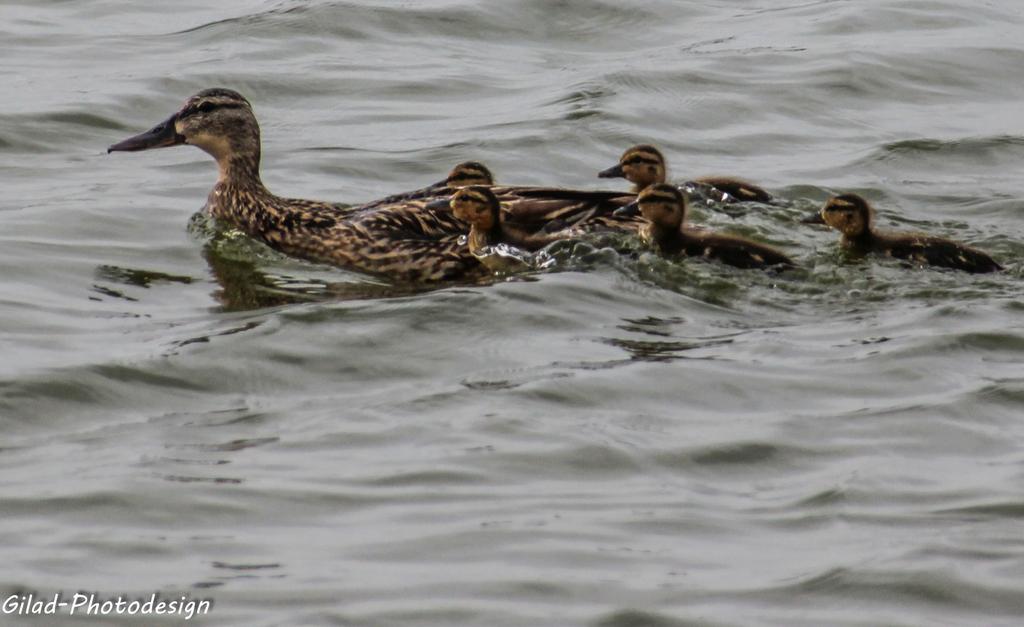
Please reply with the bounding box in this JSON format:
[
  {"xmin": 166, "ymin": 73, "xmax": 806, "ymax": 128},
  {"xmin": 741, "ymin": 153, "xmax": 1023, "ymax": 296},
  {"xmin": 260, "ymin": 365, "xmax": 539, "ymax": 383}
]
[
  {"xmin": 109, "ymin": 88, "xmax": 260, "ymax": 164},
  {"xmin": 445, "ymin": 161, "xmax": 494, "ymax": 188},
  {"xmin": 636, "ymin": 183, "xmax": 686, "ymax": 230},
  {"xmin": 450, "ymin": 186, "xmax": 501, "ymax": 232},
  {"xmin": 821, "ymin": 193, "xmax": 873, "ymax": 238},
  {"xmin": 598, "ymin": 144, "xmax": 667, "ymax": 190}
]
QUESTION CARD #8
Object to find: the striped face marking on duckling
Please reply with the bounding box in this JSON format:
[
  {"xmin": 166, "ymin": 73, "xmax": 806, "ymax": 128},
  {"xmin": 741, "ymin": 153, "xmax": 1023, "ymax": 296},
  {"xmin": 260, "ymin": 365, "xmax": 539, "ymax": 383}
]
[
  {"xmin": 445, "ymin": 161, "xmax": 494, "ymax": 189},
  {"xmin": 599, "ymin": 144, "xmax": 667, "ymax": 190},
  {"xmin": 636, "ymin": 183, "xmax": 686, "ymax": 230},
  {"xmin": 450, "ymin": 186, "xmax": 500, "ymax": 232},
  {"xmin": 821, "ymin": 193, "xmax": 872, "ymax": 238}
]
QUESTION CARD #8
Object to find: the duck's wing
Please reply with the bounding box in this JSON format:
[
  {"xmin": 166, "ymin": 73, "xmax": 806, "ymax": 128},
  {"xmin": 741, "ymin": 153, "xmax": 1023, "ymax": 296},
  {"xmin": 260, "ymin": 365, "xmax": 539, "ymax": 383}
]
[
  {"xmin": 493, "ymin": 186, "xmax": 636, "ymax": 227},
  {"xmin": 370, "ymin": 234, "xmax": 484, "ymax": 282},
  {"xmin": 352, "ymin": 200, "xmax": 465, "ymax": 239},
  {"xmin": 270, "ymin": 196, "xmax": 363, "ymax": 217},
  {"xmin": 683, "ymin": 230, "xmax": 795, "ymax": 269},
  {"xmin": 324, "ymin": 218, "xmax": 483, "ymax": 282},
  {"xmin": 239, "ymin": 204, "xmax": 481, "ymax": 283},
  {"xmin": 885, "ymin": 236, "xmax": 1003, "ymax": 274},
  {"xmin": 355, "ymin": 180, "xmax": 450, "ymax": 212}
]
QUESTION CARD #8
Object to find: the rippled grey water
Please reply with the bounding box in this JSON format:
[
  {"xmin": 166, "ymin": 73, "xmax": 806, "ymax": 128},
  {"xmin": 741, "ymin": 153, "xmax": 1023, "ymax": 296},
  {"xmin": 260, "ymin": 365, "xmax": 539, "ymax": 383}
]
[{"xmin": 3, "ymin": 1, "xmax": 1024, "ymax": 625}]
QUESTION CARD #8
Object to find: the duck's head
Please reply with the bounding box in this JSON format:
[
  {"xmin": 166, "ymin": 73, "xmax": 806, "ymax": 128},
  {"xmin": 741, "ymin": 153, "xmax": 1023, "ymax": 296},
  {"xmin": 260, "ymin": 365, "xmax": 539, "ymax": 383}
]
[
  {"xmin": 598, "ymin": 144, "xmax": 667, "ymax": 190},
  {"xmin": 625, "ymin": 183, "xmax": 686, "ymax": 230},
  {"xmin": 820, "ymin": 193, "xmax": 873, "ymax": 237},
  {"xmin": 450, "ymin": 186, "xmax": 501, "ymax": 232},
  {"xmin": 108, "ymin": 88, "xmax": 259, "ymax": 164}
]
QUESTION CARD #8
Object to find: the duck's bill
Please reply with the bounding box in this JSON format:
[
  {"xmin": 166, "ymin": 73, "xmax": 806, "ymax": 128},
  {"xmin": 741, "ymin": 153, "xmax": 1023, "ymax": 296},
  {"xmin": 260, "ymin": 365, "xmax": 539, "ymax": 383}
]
[
  {"xmin": 424, "ymin": 197, "xmax": 452, "ymax": 210},
  {"xmin": 108, "ymin": 114, "xmax": 185, "ymax": 153},
  {"xmin": 598, "ymin": 164, "xmax": 625, "ymax": 179},
  {"xmin": 613, "ymin": 200, "xmax": 639, "ymax": 217},
  {"xmin": 800, "ymin": 211, "xmax": 826, "ymax": 225}
]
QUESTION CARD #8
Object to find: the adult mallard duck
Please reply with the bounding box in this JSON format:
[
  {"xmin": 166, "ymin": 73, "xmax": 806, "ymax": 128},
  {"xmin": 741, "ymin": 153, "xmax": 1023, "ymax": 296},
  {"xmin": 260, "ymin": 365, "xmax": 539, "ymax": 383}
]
[
  {"xmin": 598, "ymin": 144, "xmax": 774, "ymax": 203},
  {"xmin": 107, "ymin": 88, "xmax": 635, "ymax": 282},
  {"xmin": 619, "ymin": 184, "xmax": 795, "ymax": 269},
  {"xmin": 810, "ymin": 193, "xmax": 1002, "ymax": 274}
]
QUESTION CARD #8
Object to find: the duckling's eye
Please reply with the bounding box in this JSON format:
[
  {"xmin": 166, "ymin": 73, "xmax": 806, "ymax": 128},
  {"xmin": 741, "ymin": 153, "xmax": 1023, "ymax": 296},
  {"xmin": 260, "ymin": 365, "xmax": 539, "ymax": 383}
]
[
  {"xmin": 197, "ymin": 102, "xmax": 217, "ymax": 113},
  {"xmin": 624, "ymin": 156, "xmax": 658, "ymax": 168}
]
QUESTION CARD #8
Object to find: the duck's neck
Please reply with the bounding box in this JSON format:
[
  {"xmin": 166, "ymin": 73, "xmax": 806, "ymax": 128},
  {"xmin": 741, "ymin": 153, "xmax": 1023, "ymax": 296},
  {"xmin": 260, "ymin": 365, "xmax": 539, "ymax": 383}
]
[
  {"xmin": 468, "ymin": 225, "xmax": 496, "ymax": 254},
  {"xmin": 633, "ymin": 180, "xmax": 655, "ymax": 194},
  {"xmin": 217, "ymin": 152, "xmax": 262, "ymax": 187},
  {"xmin": 206, "ymin": 152, "xmax": 277, "ymax": 231},
  {"xmin": 646, "ymin": 220, "xmax": 685, "ymax": 253},
  {"xmin": 841, "ymin": 228, "xmax": 875, "ymax": 250},
  {"xmin": 632, "ymin": 171, "xmax": 667, "ymax": 194}
]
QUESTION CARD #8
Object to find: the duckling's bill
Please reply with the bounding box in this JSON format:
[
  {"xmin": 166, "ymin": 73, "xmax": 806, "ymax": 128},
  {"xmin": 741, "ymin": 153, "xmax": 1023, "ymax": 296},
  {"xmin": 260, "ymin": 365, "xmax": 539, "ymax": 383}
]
[
  {"xmin": 801, "ymin": 210, "xmax": 826, "ymax": 225},
  {"xmin": 613, "ymin": 200, "xmax": 640, "ymax": 217},
  {"xmin": 598, "ymin": 163, "xmax": 625, "ymax": 179},
  {"xmin": 425, "ymin": 197, "xmax": 453, "ymax": 210}
]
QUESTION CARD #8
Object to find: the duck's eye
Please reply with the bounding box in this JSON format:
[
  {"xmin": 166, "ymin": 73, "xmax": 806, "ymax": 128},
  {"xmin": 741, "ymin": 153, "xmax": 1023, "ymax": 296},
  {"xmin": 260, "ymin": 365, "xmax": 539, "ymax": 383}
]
[{"xmin": 181, "ymin": 101, "xmax": 219, "ymax": 119}]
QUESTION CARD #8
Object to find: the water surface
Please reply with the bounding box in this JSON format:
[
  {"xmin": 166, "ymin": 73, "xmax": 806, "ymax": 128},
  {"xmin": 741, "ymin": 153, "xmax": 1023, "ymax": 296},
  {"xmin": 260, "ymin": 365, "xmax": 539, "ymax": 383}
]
[{"xmin": 2, "ymin": 1, "xmax": 1024, "ymax": 625}]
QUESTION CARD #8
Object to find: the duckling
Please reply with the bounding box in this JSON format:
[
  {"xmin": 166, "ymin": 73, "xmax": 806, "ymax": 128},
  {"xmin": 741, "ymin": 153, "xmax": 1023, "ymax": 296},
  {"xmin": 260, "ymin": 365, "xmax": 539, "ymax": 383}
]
[
  {"xmin": 360, "ymin": 161, "xmax": 495, "ymax": 210},
  {"xmin": 815, "ymin": 193, "xmax": 1002, "ymax": 273},
  {"xmin": 453, "ymin": 186, "xmax": 570, "ymax": 248},
  {"xmin": 446, "ymin": 186, "xmax": 578, "ymax": 273},
  {"xmin": 598, "ymin": 144, "xmax": 773, "ymax": 203},
  {"xmin": 621, "ymin": 183, "xmax": 794, "ymax": 269}
]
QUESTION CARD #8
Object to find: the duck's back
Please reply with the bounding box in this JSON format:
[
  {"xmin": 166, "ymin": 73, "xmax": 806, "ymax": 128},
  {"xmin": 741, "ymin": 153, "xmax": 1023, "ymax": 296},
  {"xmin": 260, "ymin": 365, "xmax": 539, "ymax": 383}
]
[
  {"xmin": 693, "ymin": 176, "xmax": 773, "ymax": 204},
  {"xmin": 260, "ymin": 186, "xmax": 640, "ymax": 281},
  {"xmin": 873, "ymin": 233, "xmax": 1002, "ymax": 274},
  {"xmin": 682, "ymin": 229, "xmax": 794, "ymax": 269},
  {"xmin": 356, "ymin": 183, "xmax": 450, "ymax": 212},
  {"xmin": 495, "ymin": 186, "xmax": 635, "ymax": 227}
]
